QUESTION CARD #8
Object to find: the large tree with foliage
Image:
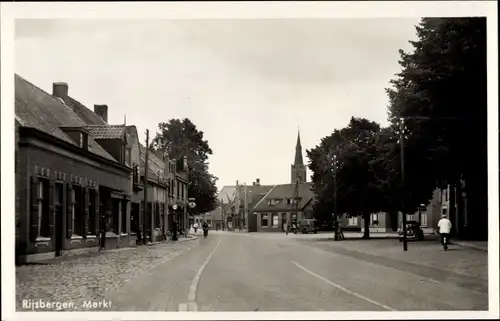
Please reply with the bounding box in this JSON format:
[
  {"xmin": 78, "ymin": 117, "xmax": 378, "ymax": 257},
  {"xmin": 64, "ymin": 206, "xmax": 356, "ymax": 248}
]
[
  {"xmin": 150, "ymin": 118, "xmax": 218, "ymax": 214},
  {"xmin": 386, "ymin": 18, "xmax": 487, "ymax": 239},
  {"xmin": 308, "ymin": 117, "xmax": 384, "ymax": 239}
]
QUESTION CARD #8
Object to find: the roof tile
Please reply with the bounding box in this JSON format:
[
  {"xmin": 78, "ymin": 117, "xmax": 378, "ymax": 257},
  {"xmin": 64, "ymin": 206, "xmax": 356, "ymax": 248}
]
[{"xmin": 15, "ymin": 74, "xmax": 117, "ymax": 163}]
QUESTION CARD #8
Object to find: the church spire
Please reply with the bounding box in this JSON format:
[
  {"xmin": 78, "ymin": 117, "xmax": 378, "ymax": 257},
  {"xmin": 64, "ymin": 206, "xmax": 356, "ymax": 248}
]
[{"xmin": 294, "ymin": 129, "xmax": 304, "ymax": 166}]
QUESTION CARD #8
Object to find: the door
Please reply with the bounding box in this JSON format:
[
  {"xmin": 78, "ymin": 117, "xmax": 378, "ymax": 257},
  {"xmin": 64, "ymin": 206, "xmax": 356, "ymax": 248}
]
[{"xmin": 54, "ymin": 183, "xmax": 64, "ymax": 257}]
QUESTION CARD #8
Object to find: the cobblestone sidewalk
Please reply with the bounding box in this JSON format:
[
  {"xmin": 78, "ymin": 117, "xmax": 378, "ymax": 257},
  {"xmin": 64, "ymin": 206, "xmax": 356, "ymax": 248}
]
[{"xmin": 16, "ymin": 239, "xmax": 198, "ymax": 311}]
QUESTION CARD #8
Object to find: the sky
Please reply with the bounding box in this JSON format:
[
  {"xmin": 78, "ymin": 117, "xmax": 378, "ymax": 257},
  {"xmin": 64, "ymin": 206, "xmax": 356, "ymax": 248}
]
[{"xmin": 15, "ymin": 18, "xmax": 420, "ymax": 190}]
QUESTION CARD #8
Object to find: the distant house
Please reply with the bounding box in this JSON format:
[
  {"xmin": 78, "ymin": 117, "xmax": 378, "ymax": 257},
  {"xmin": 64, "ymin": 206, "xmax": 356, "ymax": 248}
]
[
  {"xmin": 15, "ymin": 75, "xmax": 132, "ymax": 263},
  {"xmin": 232, "ymin": 131, "xmax": 315, "ymax": 232}
]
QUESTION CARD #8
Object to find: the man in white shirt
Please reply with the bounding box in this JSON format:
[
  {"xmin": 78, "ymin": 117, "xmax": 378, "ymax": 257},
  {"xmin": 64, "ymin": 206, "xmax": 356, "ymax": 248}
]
[
  {"xmin": 193, "ymin": 222, "xmax": 199, "ymax": 234},
  {"xmin": 437, "ymin": 214, "xmax": 452, "ymax": 244}
]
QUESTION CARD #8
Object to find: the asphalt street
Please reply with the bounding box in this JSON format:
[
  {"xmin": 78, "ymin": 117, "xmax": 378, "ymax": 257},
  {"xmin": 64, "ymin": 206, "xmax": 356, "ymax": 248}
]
[{"xmin": 101, "ymin": 231, "xmax": 488, "ymax": 311}]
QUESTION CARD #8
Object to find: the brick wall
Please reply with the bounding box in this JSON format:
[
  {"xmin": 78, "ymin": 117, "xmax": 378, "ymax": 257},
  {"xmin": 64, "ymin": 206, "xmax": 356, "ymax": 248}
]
[{"xmin": 18, "ymin": 135, "xmax": 131, "ymax": 258}]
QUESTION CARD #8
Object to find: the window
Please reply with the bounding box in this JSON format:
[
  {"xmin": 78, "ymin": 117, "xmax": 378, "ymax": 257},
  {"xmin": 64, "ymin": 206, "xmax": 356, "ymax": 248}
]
[
  {"xmin": 420, "ymin": 211, "xmax": 428, "ymax": 227},
  {"xmin": 121, "ymin": 200, "xmax": 128, "ymax": 234},
  {"xmin": 348, "ymin": 216, "xmax": 358, "ymax": 226},
  {"xmin": 126, "ymin": 148, "xmax": 132, "ymax": 166},
  {"xmin": 88, "ymin": 189, "xmax": 97, "ymax": 235},
  {"xmin": 177, "ymin": 182, "xmax": 180, "ymax": 198},
  {"xmin": 371, "ymin": 213, "xmax": 379, "ymax": 226},
  {"xmin": 268, "ymin": 199, "xmax": 281, "ymax": 206},
  {"xmin": 70, "ymin": 188, "xmax": 76, "ymax": 236},
  {"xmin": 36, "ymin": 179, "xmax": 50, "ymax": 239},
  {"xmin": 271, "ymin": 214, "xmax": 279, "ymax": 227},
  {"xmin": 261, "ymin": 213, "xmax": 269, "ymax": 227},
  {"xmin": 155, "ymin": 203, "xmax": 161, "ymax": 229},
  {"xmin": 73, "ymin": 187, "xmax": 84, "ymax": 236}
]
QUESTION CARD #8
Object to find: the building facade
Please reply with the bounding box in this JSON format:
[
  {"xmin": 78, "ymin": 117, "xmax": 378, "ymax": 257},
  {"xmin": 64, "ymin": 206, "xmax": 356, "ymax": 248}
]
[
  {"xmin": 15, "ymin": 75, "xmax": 133, "ymax": 263},
  {"xmin": 249, "ymin": 131, "xmax": 315, "ymax": 232}
]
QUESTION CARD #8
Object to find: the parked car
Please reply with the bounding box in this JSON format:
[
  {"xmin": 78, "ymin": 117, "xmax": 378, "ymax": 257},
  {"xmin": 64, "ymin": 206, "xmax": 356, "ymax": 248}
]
[
  {"xmin": 298, "ymin": 219, "xmax": 320, "ymax": 234},
  {"xmin": 398, "ymin": 221, "xmax": 424, "ymax": 241}
]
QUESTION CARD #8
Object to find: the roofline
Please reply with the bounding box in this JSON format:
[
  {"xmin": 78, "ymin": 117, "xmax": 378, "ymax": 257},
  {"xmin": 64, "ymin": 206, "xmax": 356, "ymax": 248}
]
[
  {"xmin": 252, "ymin": 185, "xmax": 277, "ymax": 211},
  {"xmin": 19, "ymin": 126, "xmax": 132, "ymax": 173}
]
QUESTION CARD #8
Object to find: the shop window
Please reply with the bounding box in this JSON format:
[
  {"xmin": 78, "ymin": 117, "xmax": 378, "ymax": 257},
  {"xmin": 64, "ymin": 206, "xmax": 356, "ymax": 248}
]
[
  {"xmin": 88, "ymin": 189, "xmax": 97, "ymax": 235},
  {"xmin": 121, "ymin": 200, "xmax": 127, "ymax": 234}
]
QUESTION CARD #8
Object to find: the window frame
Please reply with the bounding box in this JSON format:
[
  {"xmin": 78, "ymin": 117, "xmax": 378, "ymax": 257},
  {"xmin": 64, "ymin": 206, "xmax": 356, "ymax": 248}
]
[
  {"xmin": 261, "ymin": 213, "xmax": 269, "ymax": 227},
  {"xmin": 271, "ymin": 213, "xmax": 279, "ymax": 227}
]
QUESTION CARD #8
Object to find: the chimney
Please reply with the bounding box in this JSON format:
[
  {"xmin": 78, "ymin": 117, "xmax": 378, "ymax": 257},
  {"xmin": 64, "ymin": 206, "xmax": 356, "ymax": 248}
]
[
  {"xmin": 52, "ymin": 82, "xmax": 68, "ymax": 100},
  {"xmin": 236, "ymin": 180, "xmax": 239, "ymax": 186},
  {"xmin": 94, "ymin": 104, "xmax": 108, "ymax": 123},
  {"xmin": 256, "ymin": 178, "xmax": 260, "ymax": 186}
]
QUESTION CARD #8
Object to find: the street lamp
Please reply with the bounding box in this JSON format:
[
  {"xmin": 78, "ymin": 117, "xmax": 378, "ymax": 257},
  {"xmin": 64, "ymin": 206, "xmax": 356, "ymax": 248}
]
[
  {"xmin": 394, "ymin": 117, "xmax": 410, "ymax": 251},
  {"xmin": 172, "ymin": 204, "xmax": 179, "ymax": 241},
  {"xmin": 188, "ymin": 198, "xmax": 196, "ymax": 228},
  {"xmin": 328, "ymin": 151, "xmax": 342, "ymax": 241}
]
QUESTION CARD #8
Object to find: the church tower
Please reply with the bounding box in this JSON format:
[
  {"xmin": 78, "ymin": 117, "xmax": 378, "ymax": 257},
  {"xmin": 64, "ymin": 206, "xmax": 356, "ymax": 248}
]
[{"xmin": 291, "ymin": 129, "xmax": 307, "ymax": 184}]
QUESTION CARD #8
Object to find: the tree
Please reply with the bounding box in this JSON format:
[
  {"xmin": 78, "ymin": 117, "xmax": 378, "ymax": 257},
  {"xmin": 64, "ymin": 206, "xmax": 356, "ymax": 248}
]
[
  {"xmin": 150, "ymin": 118, "xmax": 218, "ymax": 214},
  {"xmin": 217, "ymin": 194, "xmax": 235, "ymax": 231},
  {"xmin": 307, "ymin": 117, "xmax": 384, "ymax": 239},
  {"xmin": 386, "ymin": 18, "xmax": 487, "ymax": 239}
]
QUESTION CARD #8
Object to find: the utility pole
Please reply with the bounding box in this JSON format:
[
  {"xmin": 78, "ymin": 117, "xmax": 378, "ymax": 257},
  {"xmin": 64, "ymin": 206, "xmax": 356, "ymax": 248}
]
[
  {"xmin": 399, "ymin": 118, "xmax": 408, "ymax": 251},
  {"xmin": 244, "ymin": 183, "xmax": 248, "ymax": 232},
  {"xmin": 143, "ymin": 129, "xmax": 150, "ymax": 245},
  {"xmin": 333, "ymin": 154, "xmax": 339, "ymax": 241}
]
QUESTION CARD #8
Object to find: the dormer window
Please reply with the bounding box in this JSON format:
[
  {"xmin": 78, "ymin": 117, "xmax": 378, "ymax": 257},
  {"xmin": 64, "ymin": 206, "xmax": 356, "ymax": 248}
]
[
  {"xmin": 80, "ymin": 131, "xmax": 88, "ymax": 150},
  {"xmin": 61, "ymin": 127, "xmax": 88, "ymax": 150},
  {"xmin": 268, "ymin": 199, "xmax": 282, "ymax": 206}
]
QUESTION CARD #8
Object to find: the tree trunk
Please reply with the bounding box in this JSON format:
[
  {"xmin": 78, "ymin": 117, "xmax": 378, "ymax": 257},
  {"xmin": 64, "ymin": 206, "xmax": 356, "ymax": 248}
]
[{"xmin": 362, "ymin": 213, "xmax": 370, "ymax": 239}]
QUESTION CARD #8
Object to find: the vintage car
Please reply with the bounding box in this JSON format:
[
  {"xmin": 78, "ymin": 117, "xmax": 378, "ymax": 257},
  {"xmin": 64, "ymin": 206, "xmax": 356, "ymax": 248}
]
[
  {"xmin": 398, "ymin": 221, "xmax": 425, "ymax": 241},
  {"xmin": 298, "ymin": 219, "xmax": 320, "ymax": 234}
]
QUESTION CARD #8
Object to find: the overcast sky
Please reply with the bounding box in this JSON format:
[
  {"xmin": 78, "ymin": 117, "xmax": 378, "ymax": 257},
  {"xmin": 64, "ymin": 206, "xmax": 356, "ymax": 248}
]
[{"xmin": 15, "ymin": 18, "xmax": 420, "ymax": 190}]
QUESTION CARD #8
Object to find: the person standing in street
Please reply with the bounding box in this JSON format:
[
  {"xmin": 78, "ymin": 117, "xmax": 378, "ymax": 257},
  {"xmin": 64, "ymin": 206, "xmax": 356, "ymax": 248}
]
[
  {"xmin": 437, "ymin": 214, "xmax": 452, "ymax": 245},
  {"xmin": 193, "ymin": 222, "xmax": 199, "ymax": 234},
  {"xmin": 283, "ymin": 221, "xmax": 288, "ymax": 235},
  {"xmin": 202, "ymin": 221, "xmax": 209, "ymax": 238}
]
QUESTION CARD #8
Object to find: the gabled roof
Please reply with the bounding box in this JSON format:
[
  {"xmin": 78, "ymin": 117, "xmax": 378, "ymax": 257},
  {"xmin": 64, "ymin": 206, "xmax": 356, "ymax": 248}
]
[
  {"xmin": 217, "ymin": 185, "xmax": 237, "ymax": 204},
  {"xmin": 138, "ymin": 144, "xmax": 169, "ymax": 185},
  {"xmin": 15, "ymin": 74, "xmax": 117, "ymax": 162},
  {"xmin": 85, "ymin": 125, "xmax": 126, "ymax": 140},
  {"xmin": 65, "ymin": 96, "xmax": 107, "ymax": 125},
  {"xmin": 253, "ymin": 182, "xmax": 314, "ymax": 212},
  {"xmin": 234, "ymin": 184, "xmax": 274, "ymax": 211}
]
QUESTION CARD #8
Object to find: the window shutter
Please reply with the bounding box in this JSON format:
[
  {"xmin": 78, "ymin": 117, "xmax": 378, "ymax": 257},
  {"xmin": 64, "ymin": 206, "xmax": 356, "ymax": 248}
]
[
  {"xmin": 94, "ymin": 190, "xmax": 100, "ymax": 235},
  {"xmin": 83, "ymin": 187, "xmax": 90, "ymax": 236},
  {"xmin": 66, "ymin": 184, "xmax": 74, "ymax": 238},
  {"xmin": 48, "ymin": 180, "xmax": 55, "ymax": 238},
  {"xmin": 29, "ymin": 177, "xmax": 40, "ymax": 243}
]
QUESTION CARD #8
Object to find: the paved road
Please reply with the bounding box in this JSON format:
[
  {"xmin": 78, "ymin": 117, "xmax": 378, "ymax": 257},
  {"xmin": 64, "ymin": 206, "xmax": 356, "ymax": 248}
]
[{"xmin": 101, "ymin": 231, "xmax": 488, "ymax": 311}]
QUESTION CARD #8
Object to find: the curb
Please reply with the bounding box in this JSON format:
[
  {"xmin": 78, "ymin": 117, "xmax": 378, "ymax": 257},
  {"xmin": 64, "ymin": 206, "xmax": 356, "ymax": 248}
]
[{"xmin": 452, "ymin": 242, "xmax": 488, "ymax": 252}]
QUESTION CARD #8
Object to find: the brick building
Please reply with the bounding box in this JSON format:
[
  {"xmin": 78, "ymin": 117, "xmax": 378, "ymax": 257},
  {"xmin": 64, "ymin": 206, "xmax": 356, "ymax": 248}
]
[
  {"xmin": 15, "ymin": 75, "xmax": 132, "ymax": 263},
  {"xmin": 139, "ymin": 145, "xmax": 169, "ymax": 242}
]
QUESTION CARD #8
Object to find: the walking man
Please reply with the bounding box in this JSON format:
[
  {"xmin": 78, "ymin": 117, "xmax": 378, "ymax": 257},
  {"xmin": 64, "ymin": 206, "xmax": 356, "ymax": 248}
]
[
  {"xmin": 283, "ymin": 221, "xmax": 288, "ymax": 235},
  {"xmin": 193, "ymin": 221, "xmax": 199, "ymax": 234}
]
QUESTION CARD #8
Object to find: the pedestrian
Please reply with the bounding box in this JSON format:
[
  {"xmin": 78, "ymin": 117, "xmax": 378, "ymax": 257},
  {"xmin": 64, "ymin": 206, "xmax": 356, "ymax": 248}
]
[
  {"xmin": 202, "ymin": 221, "xmax": 209, "ymax": 238},
  {"xmin": 437, "ymin": 214, "xmax": 452, "ymax": 245},
  {"xmin": 193, "ymin": 222, "xmax": 199, "ymax": 234},
  {"xmin": 283, "ymin": 221, "xmax": 288, "ymax": 235}
]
